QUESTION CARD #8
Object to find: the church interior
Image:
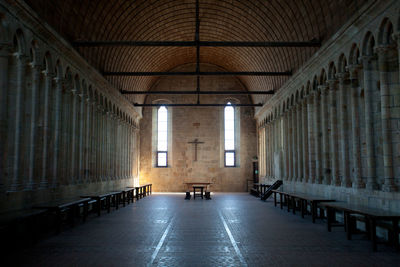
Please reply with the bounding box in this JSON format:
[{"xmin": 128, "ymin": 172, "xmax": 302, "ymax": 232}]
[{"xmin": 1, "ymin": 0, "xmax": 400, "ymax": 266}]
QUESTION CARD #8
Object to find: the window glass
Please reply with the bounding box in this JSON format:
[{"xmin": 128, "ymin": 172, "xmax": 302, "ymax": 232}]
[
  {"xmin": 157, "ymin": 106, "xmax": 168, "ymax": 166},
  {"xmin": 224, "ymin": 102, "xmax": 235, "ymax": 166}
]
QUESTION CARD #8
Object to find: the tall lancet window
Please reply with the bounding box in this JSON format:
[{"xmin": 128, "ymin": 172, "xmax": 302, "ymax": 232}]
[
  {"xmin": 224, "ymin": 102, "xmax": 235, "ymax": 167},
  {"xmin": 157, "ymin": 106, "xmax": 168, "ymax": 167}
]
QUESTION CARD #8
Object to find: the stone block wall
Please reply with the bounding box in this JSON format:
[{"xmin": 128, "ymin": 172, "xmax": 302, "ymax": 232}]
[
  {"xmin": 140, "ymin": 64, "xmax": 257, "ymax": 192},
  {"xmin": 256, "ymin": 0, "xmax": 400, "ymax": 211},
  {"xmin": 0, "ymin": 1, "xmax": 141, "ymax": 212}
]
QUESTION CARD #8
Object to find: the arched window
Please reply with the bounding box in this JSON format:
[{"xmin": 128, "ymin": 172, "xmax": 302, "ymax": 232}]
[
  {"xmin": 224, "ymin": 102, "xmax": 235, "ymax": 167},
  {"xmin": 157, "ymin": 106, "xmax": 168, "ymax": 167}
]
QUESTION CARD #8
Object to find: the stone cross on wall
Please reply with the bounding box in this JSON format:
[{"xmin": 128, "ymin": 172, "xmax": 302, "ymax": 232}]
[{"xmin": 188, "ymin": 138, "xmax": 204, "ymax": 161}]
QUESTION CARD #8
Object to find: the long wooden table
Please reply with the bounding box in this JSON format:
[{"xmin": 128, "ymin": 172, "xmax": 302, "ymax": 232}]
[
  {"xmin": 184, "ymin": 182, "xmax": 212, "ymax": 199},
  {"xmin": 34, "ymin": 198, "xmax": 92, "ymax": 233},
  {"xmin": 319, "ymin": 201, "xmax": 400, "ymax": 251},
  {"xmin": 271, "ymin": 190, "xmax": 335, "ymax": 223}
]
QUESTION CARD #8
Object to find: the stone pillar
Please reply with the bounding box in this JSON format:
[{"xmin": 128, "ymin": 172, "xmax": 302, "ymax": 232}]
[
  {"xmin": 69, "ymin": 85, "xmax": 78, "ymax": 184},
  {"xmin": 77, "ymin": 90, "xmax": 85, "ymax": 183},
  {"xmin": 336, "ymin": 73, "xmax": 351, "ymax": 187},
  {"xmin": 291, "ymin": 107, "xmax": 298, "ymax": 181},
  {"xmin": 51, "ymin": 76, "xmax": 63, "ymax": 187},
  {"xmin": 347, "ymin": 65, "xmax": 365, "ymax": 188},
  {"xmin": 307, "ymin": 93, "xmax": 316, "ymax": 183},
  {"xmin": 314, "ymin": 89, "xmax": 323, "ymax": 184},
  {"xmin": 39, "ymin": 68, "xmax": 53, "ymax": 189},
  {"xmin": 360, "ymin": 55, "xmax": 378, "ymax": 190},
  {"xmin": 287, "ymin": 109, "xmax": 293, "ymax": 181},
  {"xmin": 296, "ymin": 104, "xmax": 303, "ymax": 182},
  {"xmin": 84, "ymin": 95, "xmax": 91, "ymax": 183},
  {"xmin": 302, "ymin": 98, "xmax": 310, "ymax": 183},
  {"xmin": 328, "ymin": 79, "xmax": 340, "ymax": 186},
  {"xmin": 90, "ymin": 100, "xmax": 97, "ymax": 182},
  {"xmin": 25, "ymin": 63, "xmax": 40, "ymax": 190},
  {"xmin": 375, "ymin": 45, "xmax": 397, "ymax": 192},
  {"xmin": 320, "ymin": 85, "xmax": 331, "ymax": 185},
  {"xmin": 0, "ymin": 46, "xmax": 10, "ymax": 191},
  {"xmin": 7, "ymin": 54, "xmax": 26, "ymax": 191},
  {"xmin": 60, "ymin": 81, "xmax": 70, "ymax": 185}
]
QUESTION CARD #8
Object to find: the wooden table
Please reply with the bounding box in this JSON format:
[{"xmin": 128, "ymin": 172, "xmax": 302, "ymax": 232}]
[
  {"xmin": 184, "ymin": 182, "xmax": 212, "ymax": 199},
  {"xmin": 319, "ymin": 201, "xmax": 400, "ymax": 251},
  {"xmin": 81, "ymin": 192, "xmax": 119, "ymax": 216},
  {"xmin": 34, "ymin": 198, "xmax": 92, "ymax": 233},
  {"xmin": 271, "ymin": 190, "xmax": 335, "ymax": 223}
]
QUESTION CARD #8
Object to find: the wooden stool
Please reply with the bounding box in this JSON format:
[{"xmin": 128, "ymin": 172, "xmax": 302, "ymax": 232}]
[{"xmin": 193, "ymin": 186, "xmax": 204, "ymax": 199}]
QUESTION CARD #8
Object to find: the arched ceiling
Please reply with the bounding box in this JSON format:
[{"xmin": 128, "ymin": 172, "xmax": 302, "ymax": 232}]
[{"xmin": 24, "ymin": 0, "xmax": 369, "ymax": 104}]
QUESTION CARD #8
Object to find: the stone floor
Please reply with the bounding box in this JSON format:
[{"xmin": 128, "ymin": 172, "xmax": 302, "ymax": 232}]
[{"xmin": 8, "ymin": 193, "xmax": 400, "ymax": 266}]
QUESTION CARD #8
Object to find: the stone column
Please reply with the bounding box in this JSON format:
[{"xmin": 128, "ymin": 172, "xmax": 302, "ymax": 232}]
[
  {"xmin": 39, "ymin": 68, "xmax": 53, "ymax": 189},
  {"xmin": 69, "ymin": 85, "xmax": 78, "ymax": 184},
  {"xmin": 307, "ymin": 93, "xmax": 316, "ymax": 183},
  {"xmin": 90, "ymin": 100, "xmax": 97, "ymax": 182},
  {"xmin": 60, "ymin": 81, "xmax": 70, "ymax": 185},
  {"xmin": 51, "ymin": 76, "xmax": 62, "ymax": 187},
  {"xmin": 314, "ymin": 89, "xmax": 323, "ymax": 184},
  {"xmin": 84, "ymin": 95, "xmax": 91, "ymax": 183},
  {"xmin": 347, "ymin": 65, "xmax": 365, "ymax": 188},
  {"xmin": 25, "ymin": 63, "xmax": 40, "ymax": 190},
  {"xmin": 7, "ymin": 54, "xmax": 26, "ymax": 191},
  {"xmin": 296, "ymin": 104, "xmax": 303, "ymax": 182},
  {"xmin": 287, "ymin": 109, "xmax": 293, "ymax": 181},
  {"xmin": 375, "ymin": 45, "xmax": 397, "ymax": 192},
  {"xmin": 291, "ymin": 106, "xmax": 298, "ymax": 181},
  {"xmin": 328, "ymin": 79, "xmax": 340, "ymax": 186},
  {"xmin": 320, "ymin": 85, "xmax": 331, "ymax": 185},
  {"xmin": 360, "ymin": 55, "xmax": 378, "ymax": 190},
  {"xmin": 336, "ymin": 73, "xmax": 351, "ymax": 187},
  {"xmin": 77, "ymin": 90, "xmax": 84, "ymax": 183},
  {"xmin": 302, "ymin": 98, "xmax": 310, "ymax": 183},
  {"xmin": 0, "ymin": 46, "xmax": 10, "ymax": 191}
]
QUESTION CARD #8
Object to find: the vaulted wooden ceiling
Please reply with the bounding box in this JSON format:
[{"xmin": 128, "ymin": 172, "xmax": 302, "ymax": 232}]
[{"xmin": 24, "ymin": 0, "xmax": 369, "ymax": 104}]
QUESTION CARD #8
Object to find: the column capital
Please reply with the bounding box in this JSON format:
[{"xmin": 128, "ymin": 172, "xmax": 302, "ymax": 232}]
[
  {"xmin": 374, "ymin": 44, "xmax": 396, "ymax": 56},
  {"xmin": 346, "ymin": 64, "xmax": 361, "ymax": 80},
  {"xmin": 326, "ymin": 79, "xmax": 338, "ymax": 90},
  {"xmin": 391, "ymin": 32, "xmax": 400, "ymax": 43},
  {"xmin": 358, "ymin": 55, "xmax": 377, "ymax": 69},
  {"xmin": 317, "ymin": 84, "xmax": 328, "ymax": 93},
  {"xmin": 0, "ymin": 43, "xmax": 12, "ymax": 57},
  {"xmin": 335, "ymin": 72, "xmax": 349, "ymax": 83}
]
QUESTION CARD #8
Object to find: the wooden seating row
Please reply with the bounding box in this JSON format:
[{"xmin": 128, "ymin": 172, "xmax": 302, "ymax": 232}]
[
  {"xmin": 270, "ymin": 190, "xmax": 400, "ymax": 252},
  {"xmin": 250, "ymin": 183, "xmax": 270, "ymax": 197},
  {"xmin": 0, "ymin": 183, "xmax": 153, "ymax": 245}
]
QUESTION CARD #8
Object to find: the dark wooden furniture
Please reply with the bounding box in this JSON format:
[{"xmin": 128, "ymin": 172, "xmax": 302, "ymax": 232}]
[
  {"xmin": 34, "ymin": 198, "xmax": 92, "ymax": 233},
  {"xmin": 193, "ymin": 186, "xmax": 204, "ymax": 199},
  {"xmin": 81, "ymin": 193, "xmax": 119, "ymax": 216},
  {"xmin": 260, "ymin": 180, "xmax": 282, "ymax": 200},
  {"xmin": 184, "ymin": 182, "xmax": 212, "ymax": 200},
  {"xmin": 319, "ymin": 201, "xmax": 400, "ymax": 251},
  {"xmin": 0, "ymin": 208, "xmax": 48, "ymax": 245},
  {"xmin": 251, "ymin": 183, "xmax": 270, "ymax": 197},
  {"xmin": 126, "ymin": 187, "xmax": 136, "ymax": 203},
  {"xmin": 134, "ymin": 184, "xmax": 152, "ymax": 200},
  {"xmin": 272, "ymin": 190, "xmax": 335, "ymax": 223}
]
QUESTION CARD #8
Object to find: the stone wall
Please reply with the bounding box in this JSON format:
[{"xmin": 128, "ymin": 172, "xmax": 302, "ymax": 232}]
[
  {"xmin": 255, "ymin": 0, "xmax": 400, "ymax": 211},
  {"xmin": 0, "ymin": 1, "xmax": 141, "ymax": 212},
  {"xmin": 140, "ymin": 64, "xmax": 257, "ymax": 192}
]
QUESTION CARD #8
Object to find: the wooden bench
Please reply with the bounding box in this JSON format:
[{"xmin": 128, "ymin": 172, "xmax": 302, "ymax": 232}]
[
  {"xmin": 134, "ymin": 184, "xmax": 152, "ymax": 200},
  {"xmin": 125, "ymin": 187, "xmax": 136, "ymax": 204},
  {"xmin": 0, "ymin": 208, "xmax": 48, "ymax": 245},
  {"xmin": 193, "ymin": 186, "xmax": 204, "ymax": 199},
  {"xmin": 272, "ymin": 190, "xmax": 336, "ymax": 223},
  {"xmin": 251, "ymin": 183, "xmax": 270, "ymax": 197},
  {"xmin": 34, "ymin": 198, "xmax": 92, "ymax": 233},
  {"xmin": 81, "ymin": 192, "xmax": 121, "ymax": 216},
  {"xmin": 319, "ymin": 201, "xmax": 400, "ymax": 251}
]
